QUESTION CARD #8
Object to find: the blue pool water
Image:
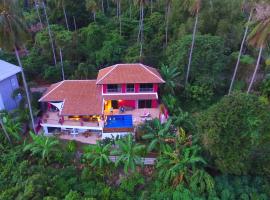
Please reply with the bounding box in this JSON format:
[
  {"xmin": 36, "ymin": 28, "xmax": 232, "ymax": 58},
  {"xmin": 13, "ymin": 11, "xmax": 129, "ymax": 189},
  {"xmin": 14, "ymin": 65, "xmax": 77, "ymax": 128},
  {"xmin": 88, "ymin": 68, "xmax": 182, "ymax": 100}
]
[{"xmin": 105, "ymin": 115, "xmax": 133, "ymax": 128}]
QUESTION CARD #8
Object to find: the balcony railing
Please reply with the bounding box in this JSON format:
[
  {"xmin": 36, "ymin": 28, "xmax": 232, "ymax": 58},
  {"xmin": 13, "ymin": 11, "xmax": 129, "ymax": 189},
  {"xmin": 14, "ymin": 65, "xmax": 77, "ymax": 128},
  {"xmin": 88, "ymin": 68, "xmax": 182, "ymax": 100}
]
[
  {"xmin": 126, "ymin": 88, "xmax": 135, "ymax": 92},
  {"xmin": 139, "ymin": 88, "xmax": 154, "ymax": 92},
  {"xmin": 107, "ymin": 88, "xmax": 121, "ymax": 93}
]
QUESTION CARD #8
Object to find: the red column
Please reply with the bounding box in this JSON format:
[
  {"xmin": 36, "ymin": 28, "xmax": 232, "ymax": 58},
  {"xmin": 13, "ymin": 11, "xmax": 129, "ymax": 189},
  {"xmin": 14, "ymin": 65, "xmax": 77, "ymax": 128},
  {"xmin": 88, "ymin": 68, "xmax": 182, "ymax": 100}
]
[
  {"xmin": 103, "ymin": 84, "xmax": 107, "ymax": 93},
  {"xmin": 152, "ymin": 100, "xmax": 158, "ymax": 108},
  {"xmin": 122, "ymin": 84, "xmax": 126, "ymax": 93},
  {"xmin": 135, "ymin": 83, "xmax": 140, "ymax": 93},
  {"xmin": 153, "ymin": 84, "xmax": 158, "ymax": 92}
]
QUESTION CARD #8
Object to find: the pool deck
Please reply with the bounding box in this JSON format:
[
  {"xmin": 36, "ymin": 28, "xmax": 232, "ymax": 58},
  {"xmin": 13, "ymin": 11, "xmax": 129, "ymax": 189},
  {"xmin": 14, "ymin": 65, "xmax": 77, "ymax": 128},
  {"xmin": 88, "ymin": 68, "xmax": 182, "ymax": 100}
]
[{"xmin": 104, "ymin": 108, "xmax": 160, "ymax": 126}]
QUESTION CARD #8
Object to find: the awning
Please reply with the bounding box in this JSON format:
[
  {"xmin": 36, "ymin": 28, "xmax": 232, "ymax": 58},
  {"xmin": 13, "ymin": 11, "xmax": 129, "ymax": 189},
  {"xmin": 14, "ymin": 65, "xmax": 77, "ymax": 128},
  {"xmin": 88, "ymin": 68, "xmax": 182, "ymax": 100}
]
[{"xmin": 103, "ymin": 93, "xmax": 158, "ymax": 101}]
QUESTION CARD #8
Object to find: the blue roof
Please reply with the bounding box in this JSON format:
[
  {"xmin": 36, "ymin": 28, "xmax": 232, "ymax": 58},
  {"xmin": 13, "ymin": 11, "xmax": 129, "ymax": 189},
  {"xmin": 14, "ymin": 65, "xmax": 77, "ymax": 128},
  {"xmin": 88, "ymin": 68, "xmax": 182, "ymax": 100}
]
[{"xmin": 0, "ymin": 60, "xmax": 21, "ymax": 82}]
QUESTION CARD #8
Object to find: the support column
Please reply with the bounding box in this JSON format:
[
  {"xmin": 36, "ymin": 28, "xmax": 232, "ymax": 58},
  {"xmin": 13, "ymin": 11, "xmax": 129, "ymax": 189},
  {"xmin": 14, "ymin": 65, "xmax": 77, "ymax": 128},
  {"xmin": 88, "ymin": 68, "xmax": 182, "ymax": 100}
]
[
  {"xmin": 135, "ymin": 100, "xmax": 139, "ymax": 109},
  {"xmin": 43, "ymin": 126, "xmax": 49, "ymax": 135}
]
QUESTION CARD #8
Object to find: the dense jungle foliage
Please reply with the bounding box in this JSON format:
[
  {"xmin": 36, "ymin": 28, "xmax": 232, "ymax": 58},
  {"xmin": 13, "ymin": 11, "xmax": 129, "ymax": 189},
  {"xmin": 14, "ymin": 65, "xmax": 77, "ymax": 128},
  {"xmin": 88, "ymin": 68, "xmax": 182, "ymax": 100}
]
[{"xmin": 1, "ymin": 0, "xmax": 270, "ymax": 199}]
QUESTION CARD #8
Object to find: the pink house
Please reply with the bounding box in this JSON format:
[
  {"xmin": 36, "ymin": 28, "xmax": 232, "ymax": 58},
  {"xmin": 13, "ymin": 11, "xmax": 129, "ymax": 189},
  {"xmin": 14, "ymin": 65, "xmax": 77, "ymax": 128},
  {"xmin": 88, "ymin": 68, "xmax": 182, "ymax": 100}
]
[
  {"xmin": 39, "ymin": 63, "xmax": 165, "ymax": 139},
  {"xmin": 97, "ymin": 63, "xmax": 165, "ymax": 112}
]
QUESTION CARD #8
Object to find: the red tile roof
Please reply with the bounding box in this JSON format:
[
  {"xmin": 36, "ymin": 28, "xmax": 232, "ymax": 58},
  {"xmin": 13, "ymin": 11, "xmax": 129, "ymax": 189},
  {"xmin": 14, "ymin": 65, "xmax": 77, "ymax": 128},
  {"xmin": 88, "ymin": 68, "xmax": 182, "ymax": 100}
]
[
  {"xmin": 39, "ymin": 80, "xmax": 103, "ymax": 116},
  {"xmin": 96, "ymin": 63, "xmax": 165, "ymax": 84},
  {"xmin": 103, "ymin": 93, "xmax": 158, "ymax": 100}
]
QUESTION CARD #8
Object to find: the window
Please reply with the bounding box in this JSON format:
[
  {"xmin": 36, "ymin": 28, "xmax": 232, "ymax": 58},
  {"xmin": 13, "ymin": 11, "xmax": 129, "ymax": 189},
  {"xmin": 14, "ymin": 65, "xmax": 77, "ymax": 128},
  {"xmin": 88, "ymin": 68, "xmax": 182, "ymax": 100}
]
[
  {"xmin": 107, "ymin": 84, "xmax": 121, "ymax": 92},
  {"xmin": 138, "ymin": 100, "xmax": 152, "ymax": 108},
  {"xmin": 126, "ymin": 84, "xmax": 135, "ymax": 92},
  {"xmin": 139, "ymin": 83, "xmax": 153, "ymax": 92}
]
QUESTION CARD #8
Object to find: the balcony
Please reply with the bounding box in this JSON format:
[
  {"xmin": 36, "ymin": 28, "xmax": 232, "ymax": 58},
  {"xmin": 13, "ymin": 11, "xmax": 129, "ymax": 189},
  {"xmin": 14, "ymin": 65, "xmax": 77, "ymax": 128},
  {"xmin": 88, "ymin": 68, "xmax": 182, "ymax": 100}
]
[
  {"xmin": 139, "ymin": 88, "xmax": 154, "ymax": 92},
  {"xmin": 107, "ymin": 88, "xmax": 122, "ymax": 93}
]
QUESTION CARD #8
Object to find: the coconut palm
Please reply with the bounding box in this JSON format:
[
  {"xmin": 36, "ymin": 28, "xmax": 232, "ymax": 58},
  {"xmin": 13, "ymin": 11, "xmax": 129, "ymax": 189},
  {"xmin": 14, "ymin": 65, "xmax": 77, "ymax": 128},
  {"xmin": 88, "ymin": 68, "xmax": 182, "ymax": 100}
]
[
  {"xmin": 113, "ymin": 0, "xmax": 122, "ymax": 35},
  {"xmin": 2, "ymin": 114, "xmax": 22, "ymax": 141},
  {"xmin": 228, "ymin": 3, "xmax": 254, "ymax": 94},
  {"xmin": 23, "ymin": 132, "xmax": 60, "ymax": 162},
  {"xmin": 135, "ymin": 0, "xmax": 148, "ymax": 58},
  {"xmin": 33, "ymin": 0, "xmax": 43, "ymax": 28},
  {"xmin": 160, "ymin": 64, "xmax": 181, "ymax": 94},
  {"xmin": 0, "ymin": 114, "xmax": 11, "ymax": 144},
  {"xmin": 142, "ymin": 119, "xmax": 174, "ymax": 154},
  {"xmin": 184, "ymin": 0, "xmax": 201, "ymax": 86},
  {"xmin": 112, "ymin": 134, "xmax": 145, "ymax": 174},
  {"xmin": 41, "ymin": 0, "xmax": 57, "ymax": 65},
  {"xmin": 85, "ymin": 0, "xmax": 98, "ymax": 22},
  {"xmin": 83, "ymin": 142, "xmax": 112, "ymax": 171},
  {"xmin": 0, "ymin": 0, "xmax": 36, "ymax": 133},
  {"xmin": 165, "ymin": 0, "xmax": 172, "ymax": 45},
  {"xmin": 247, "ymin": 2, "xmax": 270, "ymax": 93},
  {"xmin": 49, "ymin": 0, "xmax": 70, "ymax": 31}
]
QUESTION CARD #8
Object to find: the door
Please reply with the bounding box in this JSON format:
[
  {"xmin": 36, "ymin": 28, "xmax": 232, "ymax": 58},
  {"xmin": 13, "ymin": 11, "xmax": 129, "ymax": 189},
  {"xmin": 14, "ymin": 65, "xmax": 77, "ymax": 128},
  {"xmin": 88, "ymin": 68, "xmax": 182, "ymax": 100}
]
[
  {"xmin": 138, "ymin": 100, "xmax": 152, "ymax": 108},
  {"xmin": 111, "ymin": 100, "xmax": 119, "ymax": 109}
]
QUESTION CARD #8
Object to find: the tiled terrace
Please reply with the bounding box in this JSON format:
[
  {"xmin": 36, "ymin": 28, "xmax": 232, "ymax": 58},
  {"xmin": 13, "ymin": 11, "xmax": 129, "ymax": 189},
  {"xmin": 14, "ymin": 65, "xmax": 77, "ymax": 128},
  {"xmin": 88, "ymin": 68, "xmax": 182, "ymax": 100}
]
[{"xmin": 42, "ymin": 111, "xmax": 100, "ymax": 128}]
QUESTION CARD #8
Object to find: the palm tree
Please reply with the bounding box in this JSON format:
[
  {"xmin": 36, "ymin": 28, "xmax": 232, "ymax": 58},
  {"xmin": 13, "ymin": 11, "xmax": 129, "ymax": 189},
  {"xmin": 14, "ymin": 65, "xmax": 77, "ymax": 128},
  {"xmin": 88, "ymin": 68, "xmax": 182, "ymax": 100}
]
[
  {"xmin": 113, "ymin": 0, "xmax": 122, "ymax": 35},
  {"xmin": 34, "ymin": 0, "xmax": 43, "ymax": 28},
  {"xmin": 247, "ymin": 3, "xmax": 270, "ymax": 93},
  {"xmin": 49, "ymin": 0, "xmax": 70, "ymax": 31},
  {"xmin": 0, "ymin": 0, "xmax": 36, "ymax": 133},
  {"xmin": 23, "ymin": 132, "xmax": 60, "ymax": 162},
  {"xmin": 156, "ymin": 144, "xmax": 206, "ymax": 187},
  {"xmin": 2, "ymin": 114, "xmax": 22, "ymax": 141},
  {"xmin": 135, "ymin": 0, "xmax": 148, "ymax": 58},
  {"xmin": 112, "ymin": 134, "xmax": 145, "ymax": 174},
  {"xmin": 0, "ymin": 114, "xmax": 11, "ymax": 144},
  {"xmin": 85, "ymin": 0, "xmax": 98, "ymax": 22},
  {"xmin": 184, "ymin": 0, "xmax": 201, "ymax": 86},
  {"xmin": 142, "ymin": 119, "xmax": 174, "ymax": 154},
  {"xmin": 83, "ymin": 142, "xmax": 112, "ymax": 172},
  {"xmin": 165, "ymin": 0, "xmax": 172, "ymax": 45},
  {"xmin": 160, "ymin": 65, "xmax": 181, "ymax": 94},
  {"xmin": 228, "ymin": 4, "xmax": 254, "ymax": 94},
  {"xmin": 41, "ymin": 0, "xmax": 57, "ymax": 65}
]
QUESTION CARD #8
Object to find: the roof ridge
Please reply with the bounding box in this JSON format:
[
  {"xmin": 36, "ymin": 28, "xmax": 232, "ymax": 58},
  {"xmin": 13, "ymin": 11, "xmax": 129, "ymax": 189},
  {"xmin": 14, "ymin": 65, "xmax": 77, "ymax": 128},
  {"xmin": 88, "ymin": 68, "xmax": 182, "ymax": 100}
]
[
  {"xmin": 96, "ymin": 64, "xmax": 118, "ymax": 84},
  {"xmin": 139, "ymin": 64, "xmax": 165, "ymax": 83},
  {"xmin": 39, "ymin": 81, "xmax": 65, "ymax": 102}
]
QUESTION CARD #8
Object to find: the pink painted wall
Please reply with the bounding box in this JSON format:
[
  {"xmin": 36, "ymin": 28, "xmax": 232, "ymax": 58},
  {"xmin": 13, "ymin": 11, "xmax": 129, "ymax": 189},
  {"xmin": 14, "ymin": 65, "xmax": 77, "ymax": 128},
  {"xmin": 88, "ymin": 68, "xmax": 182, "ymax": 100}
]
[
  {"xmin": 119, "ymin": 100, "xmax": 135, "ymax": 108},
  {"xmin": 152, "ymin": 100, "xmax": 158, "ymax": 108},
  {"xmin": 122, "ymin": 84, "xmax": 126, "ymax": 93},
  {"xmin": 153, "ymin": 84, "xmax": 158, "ymax": 92},
  {"xmin": 135, "ymin": 84, "xmax": 140, "ymax": 93},
  {"xmin": 103, "ymin": 84, "xmax": 107, "ymax": 93}
]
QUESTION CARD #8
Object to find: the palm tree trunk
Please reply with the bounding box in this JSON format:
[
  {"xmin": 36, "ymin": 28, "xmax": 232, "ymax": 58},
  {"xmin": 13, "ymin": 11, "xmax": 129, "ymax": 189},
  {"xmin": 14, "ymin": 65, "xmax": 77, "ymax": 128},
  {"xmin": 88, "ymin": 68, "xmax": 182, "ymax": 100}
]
[
  {"xmin": 129, "ymin": 0, "xmax": 132, "ymax": 18},
  {"xmin": 42, "ymin": 1, "xmax": 57, "ymax": 66},
  {"xmin": 137, "ymin": 3, "xmax": 142, "ymax": 42},
  {"xmin": 59, "ymin": 48, "xmax": 65, "ymax": 80},
  {"xmin": 93, "ymin": 12, "xmax": 96, "ymax": 21},
  {"xmin": 139, "ymin": 3, "xmax": 144, "ymax": 58},
  {"xmin": 229, "ymin": 10, "xmax": 253, "ymax": 94},
  {"xmin": 165, "ymin": 2, "xmax": 171, "ymax": 46},
  {"xmin": 185, "ymin": 11, "xmax": 199, "ymax": 86},
  {"xmin": 150, "ymin": 0, "xmax": 153, "ymax": 14},
  {"xmin": 62, "ymin": 5, "xmax": 70, "ymax": 31},
  {"xmin": 247, "ymin": 45, "xmax": 263, "ymax": 93},
  {"xmin": 119, "ymin": 0, "xmax": 121, "ymax": 35},
  {"xmin": 101, "ymin": 0, "xmax": 105, "ymax": 13},
  {"xmin": 107, "ymin": 0, "xmax": 110, "ymax": 9},
  {"xmin": 0, "ymin": 118, "xmax": 12, "ymax": 144},
  {"xmin": 73, "ymin": 16, "xmax": 77, "ymax": 31},
  {"xmin": 34, "ymin": 0, "xmax": 43, "ymax": 29},
  {"xmin": 14, "ymin": 47, "xmax": 36, "ymax": 134}
]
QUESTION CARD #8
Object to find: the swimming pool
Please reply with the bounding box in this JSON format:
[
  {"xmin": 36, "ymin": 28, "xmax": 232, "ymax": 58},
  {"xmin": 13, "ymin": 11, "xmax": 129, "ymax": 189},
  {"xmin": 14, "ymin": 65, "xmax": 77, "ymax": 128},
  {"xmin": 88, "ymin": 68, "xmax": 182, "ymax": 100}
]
[{"xmin": 105, "ymin": 115, "xmax": 133, "ymax": 128}]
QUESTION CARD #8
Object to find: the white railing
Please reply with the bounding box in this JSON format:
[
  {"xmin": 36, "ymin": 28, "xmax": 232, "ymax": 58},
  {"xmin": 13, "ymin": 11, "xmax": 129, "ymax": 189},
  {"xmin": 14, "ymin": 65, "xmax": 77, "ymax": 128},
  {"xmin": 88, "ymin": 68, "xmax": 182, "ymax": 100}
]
[{"xmin": 139, "ymin": 88, "xmax": 153, "ymax": 92}]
